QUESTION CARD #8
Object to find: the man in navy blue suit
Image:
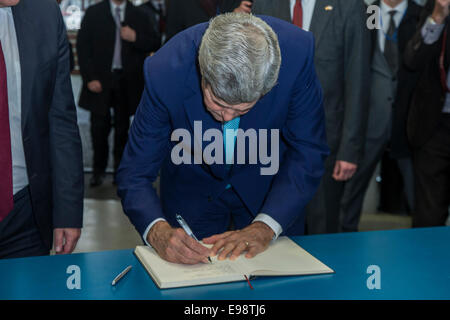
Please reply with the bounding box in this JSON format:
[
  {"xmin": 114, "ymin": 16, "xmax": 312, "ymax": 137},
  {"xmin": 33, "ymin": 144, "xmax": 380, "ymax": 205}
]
[
  {"xmin": 117, "ymin": 13, "xmax": 329, "ymax": 264},
  {"xmin": 0, "ymin": 0, "xmax": 84, "ymax": 258}
]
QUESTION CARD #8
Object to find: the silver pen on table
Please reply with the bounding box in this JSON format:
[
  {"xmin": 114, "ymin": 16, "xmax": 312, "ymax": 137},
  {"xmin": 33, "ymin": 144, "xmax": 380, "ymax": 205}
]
[
  {"xmin": 176, "ymin": 214, "xmax": 212, "ymax": 264},
  {"xmin": 111, "ymin": 265, "xmax": 132, "ymax": 286}
]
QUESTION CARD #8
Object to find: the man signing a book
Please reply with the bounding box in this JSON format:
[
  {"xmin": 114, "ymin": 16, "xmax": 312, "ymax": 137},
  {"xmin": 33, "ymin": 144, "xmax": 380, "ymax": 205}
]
[{"xmin": 116, "ymin": 13, "xmax": 329, "ymax": 265}]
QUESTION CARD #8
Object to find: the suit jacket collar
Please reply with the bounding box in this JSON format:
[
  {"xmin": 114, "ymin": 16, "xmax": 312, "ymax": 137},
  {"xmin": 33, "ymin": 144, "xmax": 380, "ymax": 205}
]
[
  {"xmin": 124, "ymin": 1, "xmax": 134, "ymax": 24},
  {"xmin": 369, "ymin": 0, "xmax": 420, "ymax": 74},
  {"xmin": 11, "ymin": 1, "xmax": 33, "ymax": 132},
  {"xmin": 109, "ymin": 0, "xmax": 127, "ymax": 13},
  {"xmin": 103, "ymin": 0, "xmax": 134, "ymax": 25},
  {"xmin": 277, "ymin": 0, "xmax": 292, "ymax": 22},
  {"xmin": 371, "ymin": 0, "xmax": 420, "ymax": 37},
  {"xmin": 184, "ymin": 62, "xmax": 225, "ymax": 179},
  {"xmin": 309, "ymin": 0, "xmax": 336, "ymax": 48},
  {"xmin": 398, "ymin": 0, "xmax": 422, "ymax": 47},
  {"xmin": 145, "ymin": 0, "xmax": 164, "ymax": 14}
]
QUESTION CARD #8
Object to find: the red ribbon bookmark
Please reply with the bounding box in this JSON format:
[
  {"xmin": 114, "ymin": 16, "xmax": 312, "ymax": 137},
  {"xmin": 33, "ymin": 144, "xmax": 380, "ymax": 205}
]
[{"xmin": 244, "ymin": 275, "xmax": 254, "ymax": 290}]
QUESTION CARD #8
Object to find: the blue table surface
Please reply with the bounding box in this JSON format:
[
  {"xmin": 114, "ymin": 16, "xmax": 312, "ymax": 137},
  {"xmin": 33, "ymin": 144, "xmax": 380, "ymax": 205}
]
[{"xmin": 0, "ymin": 227, "xmax": 449, "ymax": 300}]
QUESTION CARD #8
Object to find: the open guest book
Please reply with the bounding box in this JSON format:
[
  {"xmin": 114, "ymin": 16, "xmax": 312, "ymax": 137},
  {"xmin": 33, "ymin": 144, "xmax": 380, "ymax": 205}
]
[{"xmin": 134, "ymin": 236, "xmax": 334, "ymax": 289}]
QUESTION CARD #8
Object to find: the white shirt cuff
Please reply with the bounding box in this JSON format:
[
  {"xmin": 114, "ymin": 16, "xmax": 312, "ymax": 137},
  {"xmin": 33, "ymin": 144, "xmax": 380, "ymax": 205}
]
[
  {"xmin": 253, "ymin": 213, "xmax": 283, "ymax": 241},
  {"xmin": 421, "ymin": 16, "xmax": 445, "ymax": 45},
  {"xmin": 142, "ymin": 218, "xmax": 167, "ymax": 247}
]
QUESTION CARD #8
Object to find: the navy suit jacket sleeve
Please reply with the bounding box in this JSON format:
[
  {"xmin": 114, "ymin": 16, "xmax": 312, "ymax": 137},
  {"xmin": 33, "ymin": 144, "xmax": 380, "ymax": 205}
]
[
  {"xmin": 260, "ymin": 34, "xmax": 329, "ymax": 231},
  {"xmin": 49, "ymin": 8, "xmax": 84, "ymax": 228}
]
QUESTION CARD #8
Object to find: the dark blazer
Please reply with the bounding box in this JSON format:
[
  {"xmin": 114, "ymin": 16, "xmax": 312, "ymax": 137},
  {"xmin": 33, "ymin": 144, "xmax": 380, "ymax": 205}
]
[
  {"xmin": 76, "ymin": 0, "xmax": 159, "ymax": 116},
  {"xmin": 166, "ymin": 0, "xmax": 242, "ymax": 41},
  {"xmin": 252, "ymin": 0, "xmax": 371, "ymax": 165},
  {"xmin": 11, "ymin": 0, "xmax": 84, "ymax": 249},
  {"xmin": 369, "ymin": 0, "xmax": 423, "ymax": 159},
  {"xmin": 116, "ymin": 17, "xmax": 329, "ymax": 238},
  {"xmin": 404, "ymin": 0, "xmax": 450, "ymax": 149},
  {"xmin": 139, "ymin": 0, "xmax": 168, "ymax": 49}
]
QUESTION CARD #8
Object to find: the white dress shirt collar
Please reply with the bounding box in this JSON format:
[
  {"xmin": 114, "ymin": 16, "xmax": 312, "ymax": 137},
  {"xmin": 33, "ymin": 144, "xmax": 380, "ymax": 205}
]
[
  {"xmin": 289, "ymin": 0, "xmax": 317, "ymax": 31},
  {"xmin": 0, "ymin": 7, "xmax": 13, "ymax": 36},
  {"xmin": 378, "ymin": 0, "xmax": 408, "ymax": 52},
  {"xmin": 151, "ymin": 0, "xmax": 165, "ymax": 9},
  {"xmin": 380, "ymin": 0, "xmax": 408, "ymax": 27},
  {"xmin": 110, "ymin": 0, "xmax": 127, "ymax": 22}
]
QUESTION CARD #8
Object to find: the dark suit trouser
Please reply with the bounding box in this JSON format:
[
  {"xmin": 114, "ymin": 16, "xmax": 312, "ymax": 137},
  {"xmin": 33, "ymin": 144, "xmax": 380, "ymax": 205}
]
[
  {"xmin": 340, "ymin": 131, "xmax": 415, "ymax": 232},
  {"xmin": 340, "ymin": 134, "xmax": 388, "ymax": 232},
  {"xmin": 305, "ymin": 154, "xmax": 344, "ymax": 234},
  {"xmin": 412, "ymin": 114, "xmax": 450, "ymax": 227},
  {"xmin": 0, "ymin": 187, "xmax": 49, "ymax": 259},
  {"xmin": 91, "ymin": 70, "xmax": 130, "ymax": 175}
]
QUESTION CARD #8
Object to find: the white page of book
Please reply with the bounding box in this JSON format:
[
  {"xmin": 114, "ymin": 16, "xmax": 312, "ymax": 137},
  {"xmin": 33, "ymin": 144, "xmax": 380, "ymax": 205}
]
[
  {"xmin": 135, "ymin": 246, "xmax": 249, "ymax": 288},
  {"xmin": 135, "ymin": 237, "xmax": 333, "ymax": 288},
  {"xmin": 236, "ymin": 237, "xmax": 334, "ymax": 276}
]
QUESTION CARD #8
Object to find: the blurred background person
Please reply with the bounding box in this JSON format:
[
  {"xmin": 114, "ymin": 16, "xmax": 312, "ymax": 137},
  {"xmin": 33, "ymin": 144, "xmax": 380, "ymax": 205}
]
[
  {"xmin": 166, "ymin": 0, "xmax": 253, "ymax": 41},
  {"xmin": 252, "ymin": 0, "xmax": 371, "ymax": 234},
  {"xmin": 404, "ymin": 0, "xmax": 450, "ymax": 227},
  {"xmin": 76, "ymin": 0, "xmax": 158, "ymax": 187},
  {"xmin": 340, "ymin": 0, "xmax": 422, "ymax": 232},
  {"xmin": 139, "ymin": 0, "xmax": 167, "ymax": 51}
]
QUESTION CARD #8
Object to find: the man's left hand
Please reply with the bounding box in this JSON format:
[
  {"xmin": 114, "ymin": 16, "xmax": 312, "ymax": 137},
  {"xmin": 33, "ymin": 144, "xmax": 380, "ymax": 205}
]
[
  {"xmin": 121, "ymin": 26, "xmax": 137, "ymax": 42},
  {"xmin": 233, "ymin": 1, "xmax": 252, "ymax": 14},
  {"xmin": 202, "ymin": 222, "xmax": 274, "ymax": 261},
  {"xmin": 53, "ymin": 228, "xmax": 81, "ymax": 254},
  {"xmin": 332, "ymin": 160, "xmax": 358, "ymax": 181}
]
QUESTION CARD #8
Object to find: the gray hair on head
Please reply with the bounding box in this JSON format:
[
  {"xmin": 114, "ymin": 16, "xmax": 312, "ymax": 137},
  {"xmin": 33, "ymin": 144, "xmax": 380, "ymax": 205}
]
[{"xmin": 198, "ymin": 12, "xmax": 282, "ymax": 105}]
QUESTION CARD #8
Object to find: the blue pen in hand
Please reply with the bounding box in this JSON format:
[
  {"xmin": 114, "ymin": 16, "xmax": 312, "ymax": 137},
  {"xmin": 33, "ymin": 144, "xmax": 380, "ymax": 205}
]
[{"xmin": 176, "ymin": 214, "xmax": 212, "ymax": 264}]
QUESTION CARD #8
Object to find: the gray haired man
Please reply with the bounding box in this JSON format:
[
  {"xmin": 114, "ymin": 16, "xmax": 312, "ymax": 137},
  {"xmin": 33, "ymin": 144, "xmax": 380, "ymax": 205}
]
[{"xmin": 116, "ymin": 13, "xmax": 329, "ymax": 264}]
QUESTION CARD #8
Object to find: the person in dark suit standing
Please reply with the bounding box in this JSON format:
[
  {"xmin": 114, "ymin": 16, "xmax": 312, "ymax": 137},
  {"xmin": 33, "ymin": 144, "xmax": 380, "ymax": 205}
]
[
  {"xmin": 166, "ymin": 0, "xmax": 252, "ymax": 41},
  {"xmin": 404, "ymin": 0, "xmax": 450, "ymax": 227},
  {"xmin": 77, "ymin": 0, "xmax": 158, "ymax": 187},
  {"xmin": 252, "ymin": 0, "xmax": 371, "ymax": 234},
  {"xmin": 0, "ymin": 0, "xmax": 84, "ymax": 259},
  {"xmin": 139, "ymin": 0, "xmax": 168, "ymax": 50},
  {"xmin": 339, "ymin": 0, "xmax": 422, "ymax": 232}
]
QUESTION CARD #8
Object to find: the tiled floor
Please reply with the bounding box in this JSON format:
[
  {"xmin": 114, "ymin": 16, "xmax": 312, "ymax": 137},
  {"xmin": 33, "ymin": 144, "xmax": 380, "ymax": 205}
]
[{"xmin": 73, "ymin": 198, "xmax": 142, "ymax": 253}]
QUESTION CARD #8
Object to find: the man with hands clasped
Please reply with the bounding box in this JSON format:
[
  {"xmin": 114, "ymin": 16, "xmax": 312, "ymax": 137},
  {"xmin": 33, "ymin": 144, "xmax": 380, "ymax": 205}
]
[{"xmin": 77, "ymin": 0, "xmax": 158, "ymax": 187}]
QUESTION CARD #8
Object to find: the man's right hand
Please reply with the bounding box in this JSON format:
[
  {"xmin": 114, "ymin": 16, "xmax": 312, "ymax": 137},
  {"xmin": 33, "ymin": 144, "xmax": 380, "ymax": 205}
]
[
  {"xmin": 432, "ymin": 0, "xmax": 450, "ymax": 24},
  {"xmin": 87, "ymin": 80, "xmax": 102, "ymax": 93},
  {"xmin": 147, "ymin": 221, "xmax": 212, "ymax": 265}
]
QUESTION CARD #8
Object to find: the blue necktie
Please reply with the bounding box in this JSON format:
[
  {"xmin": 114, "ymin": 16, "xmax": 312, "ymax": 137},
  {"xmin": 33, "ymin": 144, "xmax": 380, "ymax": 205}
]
[{"xmin": 223, "ymin": 117, "xmax": 240, "ymax": 189}]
